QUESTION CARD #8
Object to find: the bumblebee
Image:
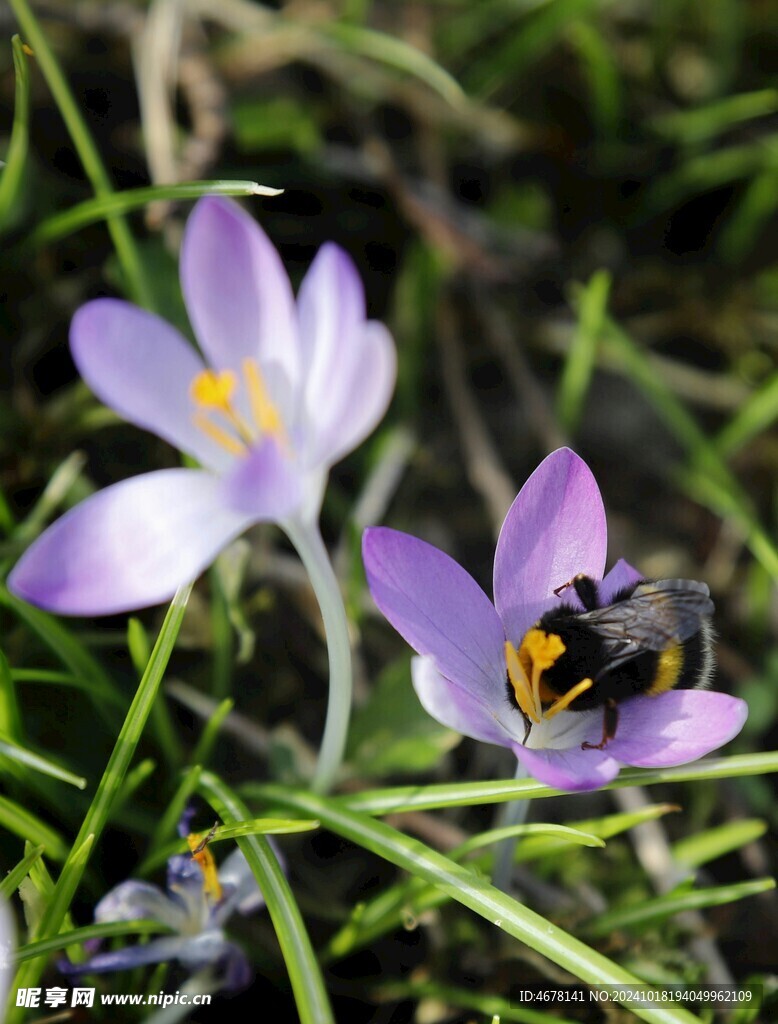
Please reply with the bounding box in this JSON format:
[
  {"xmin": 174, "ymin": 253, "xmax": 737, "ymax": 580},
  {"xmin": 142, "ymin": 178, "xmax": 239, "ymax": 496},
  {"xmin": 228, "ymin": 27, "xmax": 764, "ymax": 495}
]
[{"xmin": 508, "ymin": 574, "xmax": 715, "ymax": 749}]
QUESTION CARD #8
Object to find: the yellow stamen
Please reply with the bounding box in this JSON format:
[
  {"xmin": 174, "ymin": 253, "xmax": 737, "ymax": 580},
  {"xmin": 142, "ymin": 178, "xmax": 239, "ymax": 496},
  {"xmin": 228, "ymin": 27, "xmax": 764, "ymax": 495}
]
[
  {"xmin": 518, "ymin": 628, "xmax": 565, "ymax": 717},
  {"xmin": 187, "ymin": 831, "xmax": 223, "ymax": 903},
  {"xmin": 190, "ymin": 369, "xmax": 237, "ymax": 411},
  {"xmin": 243, "ymin": 358, "xmax": 287, "ymax": 443},
  {"xmin": 505, "ymin": 641, "xmax": 540, "ymax": 723},
  {"xmin": 192, "ymin": 412, "xmax": 246, "ymax": 457},
  {"xmin": 543, "ymin": 677, "xmax": 594, "ymax": 719}
]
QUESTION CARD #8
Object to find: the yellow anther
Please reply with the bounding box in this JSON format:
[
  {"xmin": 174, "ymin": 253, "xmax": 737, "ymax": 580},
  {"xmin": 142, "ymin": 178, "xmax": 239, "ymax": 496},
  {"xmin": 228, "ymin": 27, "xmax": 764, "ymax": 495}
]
[
  {"xmin": 505, "ymin": 640, "xmax": 540, "ymax": 723},
  {"xmin": 187, "ymin": 830, "xmax": 223, "ymax": 903},
  {"xmin": 543, "ymin": 677, "xmax": 594, "ymax": 719},
  {"xmin": 243, "ymin": 358, "xmax": 287, "ymax": 443},
  {"xmin": 190, "ymin": 369, "xmax": 238, "ymax": 411},
  {"xmin": 192, "ymin": 413, "xmax": 246, "ymax": 457}
]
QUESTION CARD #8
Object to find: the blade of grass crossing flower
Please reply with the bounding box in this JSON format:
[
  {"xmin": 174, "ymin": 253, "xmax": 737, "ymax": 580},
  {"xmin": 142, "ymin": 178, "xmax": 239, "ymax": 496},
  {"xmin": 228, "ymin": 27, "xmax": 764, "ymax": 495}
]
[
  {"xmin": 198, "ymin": 772, "xmax": 334, "ymax": 1024},
  {"xmin": 8, "ymin": 585, "xmax": 192, "ymax": 1020},
  {"xmin": 246, "ymin": 753, "xmax": 778, "ymax": 817},
  {"xmin": 671, "ymin": 819, "xmax": 768, "ymax": 869},
  {"xmin": 0, "ymin": 795, "xmax": 66, "ymax": 860},
  {"xmin": 259, "ymin": 787, "xmax": 704, "ymax": 1024},
  {"xmin": 0, "ymin": 36, "xmax": 30, "ymax": 232},
  {"xmin": 30, "ymin": 180, "xmax": 283, "ymax": 248},
  {"xmin": 14, "ymin": 919, "xmax": 174, "ymax": 964},
  {"xmin": 585, "ymin": 878, "xmax": 775, "ymax": 937},
  {"xmin": 324, "ymin": 752, "xmax": 778, "ymax": 814},
  {"xmin": 6, "ymin": 0, "xmax": 152, "ymax": 307},
  {"xmin": 0, "ymin": 844, "xmax": 44, "ymax": 900}
]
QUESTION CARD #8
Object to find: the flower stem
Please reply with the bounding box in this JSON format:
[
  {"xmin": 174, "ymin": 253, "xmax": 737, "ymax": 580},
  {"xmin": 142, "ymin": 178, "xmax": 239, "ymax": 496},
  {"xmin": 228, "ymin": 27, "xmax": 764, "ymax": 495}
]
[
  {"xmin": 283, "ymin": 520, "xmax": 352, "ymax": 793},
  {"xmin": 492, "ymin": 760, "xmax": 531, "ymax": 891}
]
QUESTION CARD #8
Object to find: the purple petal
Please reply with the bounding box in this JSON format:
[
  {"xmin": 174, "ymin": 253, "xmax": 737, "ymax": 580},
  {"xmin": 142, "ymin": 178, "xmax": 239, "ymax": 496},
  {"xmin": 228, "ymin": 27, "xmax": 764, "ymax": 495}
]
[
  {"xmin": 63, "ymin": 936, "xmax": 193, "ymax": 975},
  {"xmin": 296, "ymin": 245, "xmax": 396, "ymax": 467},
  {"xmin": 600, "ymin": 558, "xmax": 643, "ymax": 603},
  {"xmin": 494, "ymin": 448, "xmax": 607, "ymax": 644},
  {"xmin": 411, "ymin": 655, "xmax": 519, "ymax": 747},
  {"xmin": 94, "ymin": 881, "xmax": 187, "ymax": 931},
  {"xmin": 8, "ymin": 469, "xmax": 257, "ymax": 615},
  {"xmin": 363, "ymin": 527, "xmax": 507, "ymax": 702},
  {"xmin": 216, "ymin": 849, "xmax": 265, "ymax": 918},
  {"xmin": 607, "ymin": 690, "xmax": 748, "ymax": 767},
  {"xmin": 222, "ymin": 439, "xmax": 303, "ymax": 519},
  {"xmin": 512, "ymin": 742, "xmax": 621, "ymax": 792},
  {"xmin": 70, "ymin": 299, "xmax": 230, "ymax": 473},
  {"xmin": 180, "ymin": 198, "xmax": 300, "ymax": 409}
]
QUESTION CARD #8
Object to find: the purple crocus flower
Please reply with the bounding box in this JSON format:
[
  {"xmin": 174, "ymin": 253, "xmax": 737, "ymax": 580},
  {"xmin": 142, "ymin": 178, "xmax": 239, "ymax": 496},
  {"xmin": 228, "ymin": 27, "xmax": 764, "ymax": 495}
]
[
  {"xmin": 64, "ymin": 826, "xmax": 265, "ymax": 990},
  {"xmin": 362, "ymin": 448, "xmax": 748, "ymax": 792},
  {"xmin": 9, "ymin": 197, "xmax": 396, "ymax": 616}
]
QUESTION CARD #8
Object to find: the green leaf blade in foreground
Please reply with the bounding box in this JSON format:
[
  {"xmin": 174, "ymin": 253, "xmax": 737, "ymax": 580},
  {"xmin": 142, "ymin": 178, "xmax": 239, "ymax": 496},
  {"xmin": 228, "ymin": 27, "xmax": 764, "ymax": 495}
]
[
  {"xmin": 259, "ymin": 786, "xmax": 703, "ymax": 1024},
  {"xmin": 303, "ymin": 752, "xmax": 778, "ymax": 816},
  {"xmin": 198, "ymin": 772, "xmax": 334, "ymax": 1024},
  {"xmin": 8, "ymin": 585, "xmax": 192, "ymax": 1022},
  {"xmin": 0, "ymin": 795, "xmax": 67, "ymax": 861},
  {"xmin": 30, "ymin": 180, "xmax": 283, "ymax": 247}
]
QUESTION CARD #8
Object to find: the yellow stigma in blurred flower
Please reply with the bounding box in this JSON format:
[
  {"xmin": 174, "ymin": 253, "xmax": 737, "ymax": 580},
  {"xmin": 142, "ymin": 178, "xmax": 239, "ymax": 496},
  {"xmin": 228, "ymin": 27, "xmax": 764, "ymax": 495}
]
[
  {"xmin": 190, "ymin": 359, "xmax": 289, "ymax": 456},
  {"xmin": 187, "ymin": 828, "xmax": 223, "ymax": 903}
]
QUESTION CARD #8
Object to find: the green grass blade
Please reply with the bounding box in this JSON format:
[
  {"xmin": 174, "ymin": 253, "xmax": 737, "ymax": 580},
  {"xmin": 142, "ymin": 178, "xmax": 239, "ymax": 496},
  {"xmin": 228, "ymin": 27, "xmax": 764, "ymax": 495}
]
[
  {"xmin": 714, "ymin": 372, "xmax": 778, "ymax": 458},
  {"xmin": 6, "ymin": 0, "xmax": 152, "ymax": 307},
  {"xmin": 650, "ymin": 89, "xmax": 778, "ymax": 145},
  {"xmin": 250, "ymin": 753, "xmax": 778, "ymax": 816},
  {"xmin": 557, "ymin": 270, "xmax": 611, "ymax": 432},
  {"xmin": 192, "ymin": 698, "xmax": 234, "ymax": 767},
  {"xmin": 672, "ymin": 819, "xmax": 768, "ymax": 869},
  {"xmin": 452, "ymin": 822, "xmax": 604, "ymax": 859},
  {"xmin": 598, "ymin": 315, "xmax": 778, "ymax": 579},
  {"xmin": 319, "ymin": 22, "xmax": 467, "ymax": 110},
  {"xmin": 207, "ymin": 818, "xmax": 320, "ymax": 843},
  {"xmin": 0, "ymin": 732, "xmax": 86, "ymax": 789},
  {"xmin": 0, "ymin": 36, "xmax": 31, "ymax": 232},
  {"xmin": 259, "ymin": 786, "xmax": 703, "ymax": 1024},
  {"xmin": 14, "ymin": 919, "xmax": 174, "ymax": 963},
  {"xmin": 30, "ymin": 180, "xmax": 282, "ymax": 248},
  {"xmin": 0, "ymin": 585, "xmax": 124, "ymax": 718},
  {"xmin": 585, "ymin": 878, "xmax": 775, "ymax": 937},
  {"xmin": 0, "ymin": 795, "xmax": 66, "ymax": 860},
  {"xmin": 323, "ymin": 805, "xmax": 680, "ymax": 963},
  {"xmin": 0, "ymin": 844, "xmax": 44, "ymax": 899},
  {"xmin": 198, "ymin": 772, "xmax": 334, "ymax": 1024},
  {"xmin": 8, "ymin": 585, "xmax": 191, "ymax": 1018}
]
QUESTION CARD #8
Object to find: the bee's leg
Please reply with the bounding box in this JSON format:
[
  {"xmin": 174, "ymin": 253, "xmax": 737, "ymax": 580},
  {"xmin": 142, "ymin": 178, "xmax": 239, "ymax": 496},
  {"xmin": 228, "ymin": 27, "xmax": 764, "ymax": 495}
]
[
  {"xmin": 581, "ymin": 699, "xmax": 619, "ymax": 750},
  {"xmin": 572, "ymin": 575, "xmax": 600, "ymax": 611}
]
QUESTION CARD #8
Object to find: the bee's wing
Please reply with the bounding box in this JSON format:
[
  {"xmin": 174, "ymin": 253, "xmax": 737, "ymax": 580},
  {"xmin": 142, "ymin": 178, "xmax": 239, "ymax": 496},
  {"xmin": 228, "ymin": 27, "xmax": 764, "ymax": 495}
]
[{"xmin": 577, "ymin": 579, "xmax": 714, "ymax": 673}]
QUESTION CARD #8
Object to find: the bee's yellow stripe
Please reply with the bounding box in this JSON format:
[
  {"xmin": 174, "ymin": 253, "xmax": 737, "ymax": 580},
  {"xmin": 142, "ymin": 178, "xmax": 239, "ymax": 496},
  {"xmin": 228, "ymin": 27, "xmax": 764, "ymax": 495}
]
[{"xmin": 647, "ymin": 643, "xmax": 683, "ymax": 695}]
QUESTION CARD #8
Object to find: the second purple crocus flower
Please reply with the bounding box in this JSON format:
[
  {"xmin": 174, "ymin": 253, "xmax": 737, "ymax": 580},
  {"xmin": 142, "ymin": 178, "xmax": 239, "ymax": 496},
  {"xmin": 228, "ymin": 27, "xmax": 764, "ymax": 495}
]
[
  {"xmin": 363, "ymin": 448, "xmax": 747, "ymax": 792},
  {"xmin": 9, "ymin": 196, "xmax": 395, "ymax": 616}
]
